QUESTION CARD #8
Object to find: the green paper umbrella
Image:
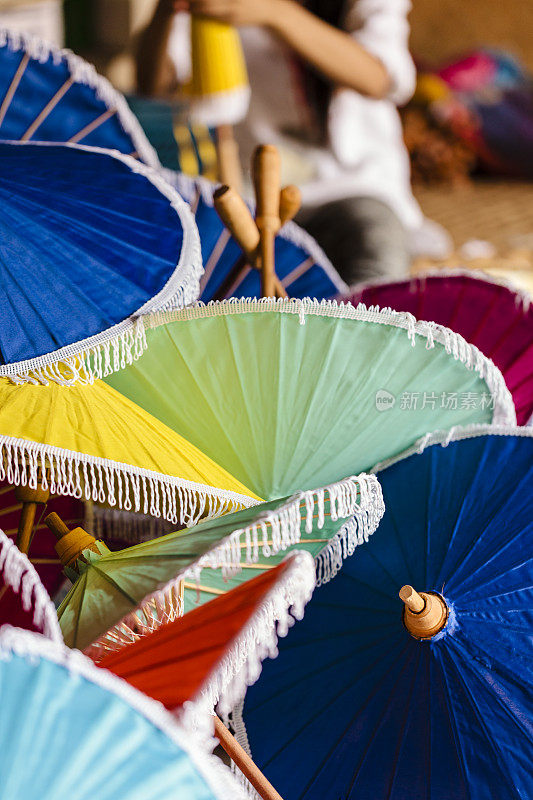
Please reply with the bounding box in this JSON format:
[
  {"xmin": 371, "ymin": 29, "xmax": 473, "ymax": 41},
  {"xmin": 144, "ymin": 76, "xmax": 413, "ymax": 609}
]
[
  {"xmin": 58, "ymin": 474, "xmax": 384, "ymax": 653},
  {"xmin": 106, "ymin": 299, "xmax": 515, "ymax": 501}
]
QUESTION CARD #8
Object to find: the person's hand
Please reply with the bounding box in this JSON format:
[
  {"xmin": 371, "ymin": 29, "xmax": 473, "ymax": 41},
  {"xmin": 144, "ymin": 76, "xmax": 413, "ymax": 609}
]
[{"xmin": 182, "ymin": 0, "xmax": 282, "ymax": 27}]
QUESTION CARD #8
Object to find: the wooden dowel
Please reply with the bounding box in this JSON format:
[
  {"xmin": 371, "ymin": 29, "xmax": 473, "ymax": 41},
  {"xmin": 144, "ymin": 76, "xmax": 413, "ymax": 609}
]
[
  {"xmin": 253, "ymin": 145, "xmax": 281, "ymax": 298},
  {"xmin": 213, "ymin": 716, "xmax": 284, "ymax": 800},
  {"xmin": 214, "ymin": 185, "xmax": 287, "ymax": 298},
  {"xmin": 44, "ymin": 511, "xmax": 70, "ymax": 541},
  {"xmin": 216, "ymin": 124, "xmax": 243, "ymax": 193},
  {"xmin": 399, "ymin": 585, "xmax": 425, "ymax": 613},
  {"xmin": 16, "ymin": 503, "xmax": 38, "ymax": 554},
  {"xmin": 214, "ymin": 185, "xmax": 259, "ymax": 258},
  {"xmin": 14, "ymin": 485, "xmax": 50, "ymax": 554},
  {"xmin": 279, "ymin": 185, "xmax": 302, "ymax": 227}
]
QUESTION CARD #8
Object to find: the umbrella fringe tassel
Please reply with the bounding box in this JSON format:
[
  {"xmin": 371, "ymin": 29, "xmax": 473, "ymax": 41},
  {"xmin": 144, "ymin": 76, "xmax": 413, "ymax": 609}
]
[
  {"xmin": 0, "ymin": 436, "xmax": 257, "ymax": 528},
  {"xmin": 190, "ymin": 475, "xmax": 384, "ymax": 579},
  {"xmin": 179, "ymin": 551, "xmax": 316, "ymax": 739}
]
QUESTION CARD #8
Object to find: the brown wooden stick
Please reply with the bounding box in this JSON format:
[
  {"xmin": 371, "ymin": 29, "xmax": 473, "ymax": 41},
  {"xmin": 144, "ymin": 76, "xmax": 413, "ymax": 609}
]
[
  {"xmin": 216, "ymin": 124, "xmax": 243, "ymax": 193},
  {"xmin": 213, "ymin": 716, "xmax": 284, "ymax": 800},
  {"xmin": 44, "ymin": 511, "xmax": 70, "ymax": 541},
  {"xmin": 16, "ymin": 503, "xmax": 38, "ymax": 555},
  {"xmin": 214, "ymin": 185, "xmax": 259, "ymax": 257},
  {"xmin": 399, "ymin": 585, "xmax": 425, "ymax": 613},
  {"xmin": 253, "ymin": 145, "xmax": 281, "ymax": 297},
  {"xmin": 14, "ymin": 485, "xmax": 50, "ymax": 554},
  {"xmin": 214, "ymin": 185, "xmax": 287, "ymax": 298},
  {"xmin": 279, "ymin": 185, "xmax": 302, "ymax": 226}
]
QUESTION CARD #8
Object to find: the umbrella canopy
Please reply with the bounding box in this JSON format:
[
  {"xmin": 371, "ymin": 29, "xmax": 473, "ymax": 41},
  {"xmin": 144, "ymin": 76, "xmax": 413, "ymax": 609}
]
[
  {"xmin": 106, "ymin": 299, "xmax": 515, "ymax": 501},
  {"xmin": 237, "ymin": 426, "xmax": 533, "ymax": 800},
  {"xmin": 0, "ymin": 376, "xmax": 258, "ymax": 529},
  {"xmin": 99, "ymin": 551, "xmax": 315, "ymax": 731},
  {"xmin": 0, "ymin": 529, "xmax": 61, "ymax": 641},
  {"xmin": 0, "ymin": 626, "xmax": 247, "ymax": 800},
  {"xmin": 57, "ymin": 474, "xmax": 383, "ymax": 653},
  {"xmin": 0, "ymin": 140, "xmax": 201, "ymax": 384},
  {"xmin": 0, "ymin": 27, "xmax": 159, "ymax": 164},
  {"xmin": 169, "ymin": 173, "xmax": 346, "ymax": 301},
  {"xmin": 347, "ymin": 270, "xmax": 533, "ymax": 424},
  {"xmin": 0, "ymin": 30, "xmax": 345, "ymax": 303}
]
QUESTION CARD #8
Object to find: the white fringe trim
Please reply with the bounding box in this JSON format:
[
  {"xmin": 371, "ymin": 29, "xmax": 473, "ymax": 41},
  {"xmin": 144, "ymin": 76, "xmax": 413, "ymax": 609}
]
[
  {"xmin": 0, "ymin": 27, "xmax": 161, "ymax": 168},
  {"xmin": 186, "ymin": 474, "xmax": 384, "ymax": 581},
  {"xmin": 165, "ymin": 170, "xmax": 348, "ymax": 293},
  {"xmin": 145, "ymin": 297, "xmax": 516, "ymax": 427},
  {"xmin": 85, "ymin": 474, "xmax": 383, "ymax": 662},
  {"xmin": 346, "ymin": 266, "xmax": 533, "ymax": 313},
  {"xmin": 0, "ymin": 531, "xmax": 62, "ymax": 643},
  {"xmin": 0, "ymin": 626, "xmax": 249, "ymax": 800},
  {"xmin": 189, "ymin": 85, "xmax": 251, "ymax": 127},
  {"xmin": 179, "ymin": 551, "xmax": 316, "ymax": 739},
  {"xmin": 0, "ymin": 141, "xmax": 203, "ymax": 386},
  {"xmin": 0, "ymin": 435, "xmax": 258, "ymax": 527},
  {"xmin": 372, "ymin": 423, "xmax": 533, "ymax": 474}
]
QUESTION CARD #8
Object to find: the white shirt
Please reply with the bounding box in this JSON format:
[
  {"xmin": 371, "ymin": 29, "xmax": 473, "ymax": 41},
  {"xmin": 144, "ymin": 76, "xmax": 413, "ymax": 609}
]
[{"xmin": 168, "ymin": 1, "xmax": 440, "ymax": 242}]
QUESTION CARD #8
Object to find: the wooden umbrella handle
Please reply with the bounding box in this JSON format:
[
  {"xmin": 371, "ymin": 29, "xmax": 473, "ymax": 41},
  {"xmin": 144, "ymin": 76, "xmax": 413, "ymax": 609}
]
[
  {"xmin": 14, "ymin": 484, "xmax": 50, "ymax": 554},
  {"xmin": 213, "ymin": 184, "xmax": 287, "ymax": 298},
  {"xmin": 214, "ymin": 185, "xmax": 259, "ymax": 259},
  {"xmin": 216, "ymin": 125, "xmax": 243, "ymax": 194},
  {"xmin": 253, "ymin": 145, "xmax": 281, "ymax": 297},
  {"xmin": 213, "ymin": 716, "xmax": 284, "ymax": 800},
  {"xmin": 279, "ymin": 185, "xmax": 302, "ymax": 227}
]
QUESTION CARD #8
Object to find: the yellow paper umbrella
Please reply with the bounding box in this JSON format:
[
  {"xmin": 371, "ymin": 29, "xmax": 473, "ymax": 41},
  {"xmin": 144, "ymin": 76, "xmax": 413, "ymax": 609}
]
[
  {"xmin": 188, "ymin": 17, "xmax": 250, "ymax": 126},
  {"xmin": 0, "ymin": 377, "xmax": 259, "ymax": 539},
  {"xmin": 187, "ymin": 16, "xmax": 250, "ymax": 188}
]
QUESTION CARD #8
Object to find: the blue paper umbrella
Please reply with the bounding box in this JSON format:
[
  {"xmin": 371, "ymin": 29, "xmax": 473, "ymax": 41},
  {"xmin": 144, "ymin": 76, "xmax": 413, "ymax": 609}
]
[
  {"xmin": 0, "ymin": 28, "xmax": 159, "ymax": 166},
  {"xmin": 0, "ymin": 29, "xmax": 345, "ymax": 302},
  {"xmin": 237, "ymin": 426, "xmax": 533, "ymax": 800},
  {"xmin": 168, "ymin": 173, "xmax": 347, "ymax": 301},
  {"xmin": 0, "ymin": 140, "xmax": 201, "ymax": 384},
  {"xmin": 0, "ymin": 626, "xmax": 247, "ymax": 800}
]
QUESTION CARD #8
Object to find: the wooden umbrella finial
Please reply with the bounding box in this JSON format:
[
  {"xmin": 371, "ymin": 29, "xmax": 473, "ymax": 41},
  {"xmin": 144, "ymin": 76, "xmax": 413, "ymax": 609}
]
[
  {"xmin": 399, "ymin": 585, "xmax": 448, "ymax": 639},
  {"xmin": 45, "ymin": 512, "xmax": 103, "ymax": 568},
  {"xmin": 253, "ymin": 145, "xmax": 281, "ymax": 298}
]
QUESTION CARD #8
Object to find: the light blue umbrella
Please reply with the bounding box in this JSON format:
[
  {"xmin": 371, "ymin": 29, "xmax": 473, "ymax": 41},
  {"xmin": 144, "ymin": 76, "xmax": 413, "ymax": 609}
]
[{"xmin": 0, "ymin": 626, "xmax": 247, "ymax": 800}]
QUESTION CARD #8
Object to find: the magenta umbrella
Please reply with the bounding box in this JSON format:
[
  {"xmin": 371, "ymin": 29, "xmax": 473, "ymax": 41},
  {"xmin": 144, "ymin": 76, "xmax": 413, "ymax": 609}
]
[{"xmin": 346, "ymin": 270, "xmax": 533, "ymax": 425}]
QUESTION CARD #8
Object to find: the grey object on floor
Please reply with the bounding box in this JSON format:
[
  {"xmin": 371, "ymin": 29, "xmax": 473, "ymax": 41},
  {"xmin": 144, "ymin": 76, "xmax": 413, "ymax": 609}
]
[{"xmin": 297, "ymin": 196, "xmax": 409, "ymax": 288}]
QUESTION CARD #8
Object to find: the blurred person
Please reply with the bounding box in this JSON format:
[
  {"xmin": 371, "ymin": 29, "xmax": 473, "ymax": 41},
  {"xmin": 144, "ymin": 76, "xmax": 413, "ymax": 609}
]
[{"xmin": 137, "ymin": 0, "xmax": 450, "ymax": 286}]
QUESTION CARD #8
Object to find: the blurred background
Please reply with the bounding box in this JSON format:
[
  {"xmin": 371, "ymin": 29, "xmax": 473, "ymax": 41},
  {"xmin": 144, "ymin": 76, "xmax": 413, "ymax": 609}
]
[{"xmin": 1, "ymin": 0, "xmax": 532, "ymax": 288}]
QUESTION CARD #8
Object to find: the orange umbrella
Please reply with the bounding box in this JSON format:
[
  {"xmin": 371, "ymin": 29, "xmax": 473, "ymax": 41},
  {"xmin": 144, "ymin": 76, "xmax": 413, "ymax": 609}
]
[{"xmin": 98, "ymin": 551, "xmax": 314, "ymax": 722}]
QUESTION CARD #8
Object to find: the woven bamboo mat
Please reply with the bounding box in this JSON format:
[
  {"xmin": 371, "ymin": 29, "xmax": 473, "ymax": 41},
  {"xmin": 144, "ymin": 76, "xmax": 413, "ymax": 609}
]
[{"xmin": 412, "ymin": 180, "xmax": 533, "ymax": 294}]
